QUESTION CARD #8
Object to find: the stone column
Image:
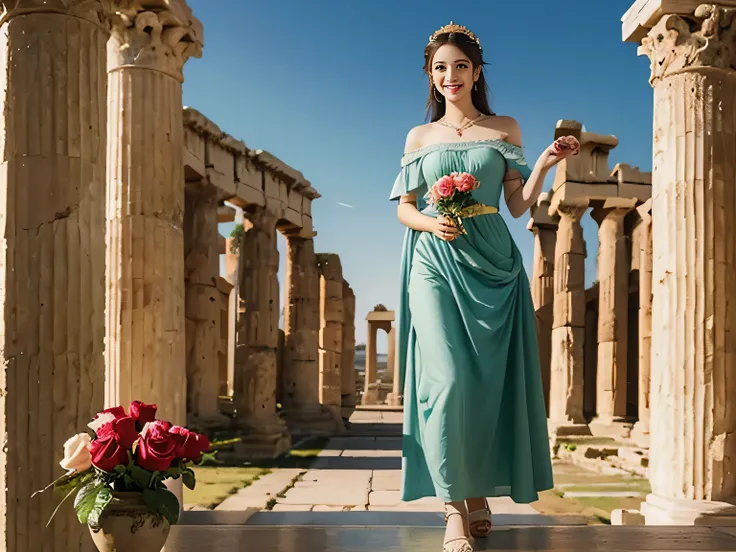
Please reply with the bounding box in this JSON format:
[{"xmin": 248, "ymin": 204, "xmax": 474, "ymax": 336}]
[
  {"xmin": 0, "ymin": 3, "xmax": 110, "ymax": 550},
  {"xmin": 340, "ymin": 281, "xmax": 358, "ymax": 419},
  {"xmin": 590, "ymin": 198, "xmax": 636, "ymax": 429},
  {"xmin": 184, "ymin": 185, "xmax": 228, "ymax": 428},
  {"xmin": 548, "ymin": 199, "xmax": 589, "ymax": 434},
  {"xmin": 362, "ymin": 322, "xmax": 379, "ymax": 405},
  {"xmin": 233, "ymin": 206, "xmax": 290, "ymax": 457},
  {"xmin": 105, "ymin": 1, "xmax": 202, "ymax": 425},
  {"xmin": 317, "ymin": 254, "xmax": 345, "ymax": 429},
  {"xmin": 632, "ymin": 199, "xmax": 652, "ymax": 448},
  {"xmin": 281, "ymin": 235, "xmax": 337, "ymax": 433},
  {"xmin": 528, "ymin": 192, "xmax": 559, "ymax": 413},
  {"xmin": 386, "ymin": 326, "xmax": 402, "ymax": 406},
  {"xmin": 630, "ymin": 5, "xmax": 736, "ymax": 524},
  {"xmin": 224, "ymin": 210, "xmax": 243, "ymax": 398}
]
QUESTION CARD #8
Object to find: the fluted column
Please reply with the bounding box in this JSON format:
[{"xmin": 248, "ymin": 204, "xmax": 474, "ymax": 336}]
[
  {"xmin": 632, "ymin": 199, "xmax": 652, "ymax": 448},
  {"xmin": 281, "ymin": 236, "xmax": 337, "ymax": 433},
  {"xmin": 224, "ymin": 209, "xmax": 243, "ymax": 398},
  {"xmin": 184, "ymin": 186, "xmax": 227, "ymax": 427},
  {"xmin": 631, "ymin": 3, "xmax": 736, "ymax": 525},
  {"xmin": 548, "ymin": 199, "xmax": 589, "ymax": 433},
  {"xmin": 363, "ymin": 322, "xmax": 379, "ymax": 405},
  {"xmin": 233, "ymin": 206, "xmax": 290, "ymax": 456},
  {"xmin": 386, "ymin": 326, "xmax": 402, "ymax": 406},
  {"xmin": 105, "ymin": 1, "xmax": 202, "ymax": 425},
  {"xmin": 317, "ymin": 254, "xmax": 345, "ymax": 429},
  {"xmin": 0, "ymin": 2, "xmax": 111, "ymax": 550},
  {"xmin": 340, "ymin": 281, "xmax": 358, "ymax": 418},
  {"xmin": 590, "ymin": 199, "xmax": 636, "ymax": 426}
]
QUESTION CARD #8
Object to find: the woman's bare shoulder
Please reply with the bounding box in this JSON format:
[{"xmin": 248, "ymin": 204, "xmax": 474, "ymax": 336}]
[
  {"xmin": 488, "ymin": 115, "xmax": 522, "ymax": 146},
  {"xmin": 404, "ymin": 123, "xmax": 433, "ymax": 153}
]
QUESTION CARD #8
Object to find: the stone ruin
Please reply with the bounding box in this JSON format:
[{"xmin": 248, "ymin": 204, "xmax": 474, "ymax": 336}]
[{"xmin": 0, "ymin": 2, "xmax": 357, "ymax": 550}]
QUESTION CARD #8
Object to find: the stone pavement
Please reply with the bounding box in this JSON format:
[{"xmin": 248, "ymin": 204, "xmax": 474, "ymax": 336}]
[{"xmin": 167, "ymin": 525, "xmax": 736, "ymax": 551}]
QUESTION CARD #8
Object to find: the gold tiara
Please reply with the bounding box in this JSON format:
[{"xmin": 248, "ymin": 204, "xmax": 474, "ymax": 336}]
[{"xmin": 429, "ymin": 21, "xmax": 482, "ymax": 50}]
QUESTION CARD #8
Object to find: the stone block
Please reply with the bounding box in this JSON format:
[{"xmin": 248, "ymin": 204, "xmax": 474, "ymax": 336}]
[
  {"xmin": 264, "ymin": 172, "xmax": 280, "ymax": 200},
  {"xmin": 304, "ymin": 198, "xmax": 312, "ymax": 216},
  {"xmin": 288, "ymin": 190, "xmax": 303, "ymax": 212},
  {"xmin": 554, "ymin": 252, "xmax": 586, "ymax": 290},
  {"xmin": 552, "ymin": 290, "xmax": 586, "ymax": 329},
  {"xmin": 233, "ymin": 180, "xmax": 266, "ymax": 207},
  {"xmin": 184, "ymin": 127, "xmax": 206, "ymax": 177},
  {"xmin": 236, "ymin": 154, "xmax": 261, "ymax": 189},
  {"xmin": 207, "ymin": 140, "xmax": 236, "ymax": 196},
  {"xmin": 320, "ymin": 322, "xmax": 343, "ymax": 352},
  {"xmin": 611, "ymin": 508, "xmax": 645, "ymax": 526},
  {"xmin": 322, "ymin": 297, "xmax": 344, "ymax": 323},
  {"xmin": 322, "ymin": 279, "xmax": 343, "ymax": 300},
  {"xmin": 317, "ymin": 254, "xmax": 343, "ymax": 280}
]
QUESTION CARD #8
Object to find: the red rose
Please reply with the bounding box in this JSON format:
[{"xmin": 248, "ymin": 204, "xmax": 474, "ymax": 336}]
[
  {"xmin": 89, "ymin": 416, "xmax": 138, "ymax": 472},
  {"xmin": 129, "ymin": 401, "xmax": 157, "ymax": 430},
  {"xmin": 137, "ymin": 421, "xmax": 177, "ymax": 471},
  {"xmin": 169, "ymin": 426, "xmax": 210, "ymax": 462}
]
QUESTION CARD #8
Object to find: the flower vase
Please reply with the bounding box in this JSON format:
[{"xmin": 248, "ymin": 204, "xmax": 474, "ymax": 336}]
[{"xmin": 88, "ymin": 492, "xmax": 170, "ymax": 552}]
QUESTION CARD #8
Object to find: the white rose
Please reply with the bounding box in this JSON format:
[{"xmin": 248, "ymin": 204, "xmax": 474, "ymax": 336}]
[
  {"xmin": 88, "ymin": 412, "xmax": 116, "ymax": 433},
  {"xmin": 59, "ymin": 433, "xmax": 92, "ymax": 473}
]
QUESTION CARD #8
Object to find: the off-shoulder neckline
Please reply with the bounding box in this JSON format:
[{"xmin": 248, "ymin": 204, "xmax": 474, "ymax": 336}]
[{"xmin": 401, "ymin": 138, "xmax": 525, "ymax": 165}]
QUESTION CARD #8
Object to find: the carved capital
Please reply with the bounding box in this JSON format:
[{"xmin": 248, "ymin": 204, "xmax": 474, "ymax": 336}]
[
  {"xmin": 639, "ymin": 4, "xmax": 736, "ymax": 84},
  {"xmin": 108, "ymin": 0, "xmax": 203, "ymax": 81},
  {"xmin": 0, "ymin": 0, "xmax": 112, "ymax": 27},
  {"xmin": 550, "ymin": 198, "xmax": 589, "ymax": 221}
]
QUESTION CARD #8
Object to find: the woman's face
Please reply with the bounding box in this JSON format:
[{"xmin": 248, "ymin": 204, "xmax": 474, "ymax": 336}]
[{"xmin": 430, "ymin": 43, "xmax": 479, "ymax": 104}]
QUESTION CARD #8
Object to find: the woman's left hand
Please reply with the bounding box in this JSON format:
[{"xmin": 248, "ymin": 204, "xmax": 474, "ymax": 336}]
[{"xmin": 536, "ymin": 135, "xmax": 580, "ymax": 171}]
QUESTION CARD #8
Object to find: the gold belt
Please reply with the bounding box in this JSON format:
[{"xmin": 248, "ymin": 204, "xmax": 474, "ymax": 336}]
[{"xmin": 458, "ymin": 204, "xmax": 498, "ymax": 218}]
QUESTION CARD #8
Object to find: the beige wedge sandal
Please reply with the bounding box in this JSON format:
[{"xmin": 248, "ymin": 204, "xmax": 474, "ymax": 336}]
[
  {"xmin": 443, "ymin": 507, "xmax": 474, "ymax": 552},
  {"xmin": 467, "ymin": 498, "xmax": 492, "ymax": 538}
]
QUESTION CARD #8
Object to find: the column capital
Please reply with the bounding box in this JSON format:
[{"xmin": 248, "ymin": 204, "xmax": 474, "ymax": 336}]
[
  {"xmin": 638, "ymin": 5, "xmax": 736, "ymax": 85},
  {"xmin": 636, "ymin": 197, "xmax": 653, "ymax": 223},
  {"xmin": 590, "ymin": 198, "xmax": 638, "ymax": 225},
  {"xmin": 108, "ymin": 0, "xmax": 203, "ymax": 81},
  {"xmin": 0, "ymin": 0, "xmax": 112, "ymax": 27},
  {"xmin": 528, "ymin": 192, "xmax": 560, "ymax": 231},
  {"xmin": 551, "ymin": 198, "xmax": 589, "ymax": 221}
]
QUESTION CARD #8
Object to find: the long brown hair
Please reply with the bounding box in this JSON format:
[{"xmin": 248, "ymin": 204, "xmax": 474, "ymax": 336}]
[{"xmin": 423, "ymin": 31, "xmax": 494, "ymax": 122}]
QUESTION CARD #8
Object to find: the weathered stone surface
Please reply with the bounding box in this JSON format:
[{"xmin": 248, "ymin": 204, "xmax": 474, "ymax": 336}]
[
  {"xmin": 341, "ymin": 282, "xmax": 358, "ymax": 417},
  {"xmin": 317, "ymin": 254, "xmax": 344, "ymax": 425},
  {"xmin": 0, "ymin": 5, "xmax": 111, "ymax": 550},
  {"xmin": 591, "ymin": 201, "xmax": 636, "ymax": 421},
  {"xmin": 106, "ymin": 0, "xmax": 202, "ymax": 427},
  {"xmin": 548, "ymin": 201, "xmax": 588, "ymax": 427},
  {"xmin": 632, "ymin": 4, "xmax": 736, "ymax": 524},
  {"xmin": 632, "ymin": 200, "xmax": 652, "ymax": 447}
]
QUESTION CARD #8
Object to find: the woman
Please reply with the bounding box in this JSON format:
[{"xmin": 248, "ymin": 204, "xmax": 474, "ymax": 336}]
[{"xmin": 390, "ymin": 22, "xmax": 580, "ymax": 552}]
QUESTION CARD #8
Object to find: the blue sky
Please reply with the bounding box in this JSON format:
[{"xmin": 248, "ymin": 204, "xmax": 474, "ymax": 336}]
[{"xmin": 182, "ymin": 0, "xmax": 653, "ymax": 348}]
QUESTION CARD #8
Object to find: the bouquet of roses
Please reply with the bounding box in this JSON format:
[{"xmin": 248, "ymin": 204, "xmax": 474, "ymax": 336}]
[
  {"xmin": 424, "ymin": 172, "xmax": 480, "ymax": 234},
  {"xmin": 37, "ymin": 401, "xmax": 213, "ymax": 530}
]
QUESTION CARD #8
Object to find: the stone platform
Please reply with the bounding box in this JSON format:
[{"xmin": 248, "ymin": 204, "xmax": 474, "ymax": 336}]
[{"xmin": 166, "ymin": 525, "xmax": 736, "ymax": 551}]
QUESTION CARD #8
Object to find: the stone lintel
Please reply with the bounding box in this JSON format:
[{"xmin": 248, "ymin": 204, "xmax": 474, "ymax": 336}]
[
  {"xmin": 621, "ymin": 0, "xmax": 736, "ymax": 43},
  {"xmin": 611, "ymin": 162, "xmax": 652, "ymax": 185},
  {"xmin": 249, "ymin": 149, "xmax": 305, "ymax": 186},
  {"xmin": 184, "ymin": 106, "xmax": 223, "ymax": 137},
  {"xmin": 217, "ymin": 205, "xmax": 236, "ymax": 223},
  {"xmin": 549, "ymin": 181, "xmax": 649, "ymax": 213},
  {"xmin": 601, "ymin": 197, "xmax": 639, "ymax": 211},
  {"xmin": 549, "ymin": 195, "xmax": 590, "ymax": 218},
  {"xmin": 366, "ymin": 311, "xmax": 396, "ymax": 322}
]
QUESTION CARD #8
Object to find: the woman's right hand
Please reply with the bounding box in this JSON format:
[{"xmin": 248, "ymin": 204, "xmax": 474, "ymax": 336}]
[{"xmin": 431, "ymin": 216, "xmax": 460, "ymax": 242}]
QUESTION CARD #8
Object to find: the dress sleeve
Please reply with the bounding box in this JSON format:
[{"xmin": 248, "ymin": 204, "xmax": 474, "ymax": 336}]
[
  {"xmin": 388, "ymin": 155, "xmax": 426, "ymax": 201},
  {"xmin": 499, "ymin": 142, "xmax": 533, "ymax": 183}
]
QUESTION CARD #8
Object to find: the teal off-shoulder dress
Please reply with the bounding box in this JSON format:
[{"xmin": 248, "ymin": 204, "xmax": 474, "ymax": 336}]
[{"xmin": 390, "ymin": 139, "xmax": 554, "ymax": 503}]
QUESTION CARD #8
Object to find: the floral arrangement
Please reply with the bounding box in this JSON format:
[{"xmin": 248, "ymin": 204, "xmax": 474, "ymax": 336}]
[
  {"xmin": 40, "ymin": 401, "xmax": 212, "ymax": 530},
  {"xmin": 424, "ymin": 172, "xmax": 480, "ymax": 233}
]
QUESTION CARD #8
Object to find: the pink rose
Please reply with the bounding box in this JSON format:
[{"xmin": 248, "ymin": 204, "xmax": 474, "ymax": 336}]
[
  {"xmin": 435, "ymin": 175, "xmax": 456, "ymax": 198},
  {"xmin": 453, "ymin": 172, "xmax": 477, "ymax": 192}
]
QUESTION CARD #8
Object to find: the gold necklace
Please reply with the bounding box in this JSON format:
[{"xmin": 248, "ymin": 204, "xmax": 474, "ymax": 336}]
[{"xmin": 436, "ymin": 113, "xmax": 486, "ymax": 137}]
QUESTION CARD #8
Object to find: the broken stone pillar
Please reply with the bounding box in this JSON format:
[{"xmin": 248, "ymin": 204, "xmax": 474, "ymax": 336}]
[
  {"xmin": 0, "ymin": 3, "xmax": 111, "ymax": 550},
  {"xmin": 632, "ymin": 199, "xmax": 652, "ymax": 448},
  {"xmin": 232, "ymin": 206, "xmax": 290, "ymax": 457},
  {"xmin": 590, "ymin": 199, "xmax": 636, "ymax": 429},
  {"xmin": 216, "ymin": 276, "xmax": 233, "ymax": 398},
  {"xmin": 548, "ymin": 199, "xmax": 589, "ymax": 434},
  {"xmin": 105, "ymin": 1, "xmax": 203, "ymax": 425},
  {"xmin": 625, "ymin": 2, "xmax": 736, "ymax": 525},
  {"xmin": 341, "ymin": 281, "xmax": 358, "ymax": 419},
  {"xmin": 184, "ymin": 185, "xmax": 229, "ymax": 429},
  {"xmin": 317, "ymin": 254, "xmax": 345, "ymax": 429},
  {"xmin": 527, "ymin": 192, "xmax": 559, "ymax": 414},
  {"xmin": 281, "ymin": 235, "xmax": 338, "ymax": 434}
]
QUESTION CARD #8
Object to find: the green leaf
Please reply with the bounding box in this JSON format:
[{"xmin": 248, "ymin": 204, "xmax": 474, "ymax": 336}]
[
  {"xmin": 73, "ymin": 482, "xmax": 106, "ymax": 525},
  {"xmin": 143, "ymin": 488, "xmax": 180, "ymax": 526},
  {"xmin": 129, "ymin": 465, "xmax": 153, "ymax": 489},
  {"xmin": 182, "ymin": 469, "xmax": 195, "ymax": 490},
  {"xmin": 86, "ymin": 487, "xmax": 113, "ymax": 531},
  {"xmin": 114, "ymin": 465, "xmax": 126, "ymax": 475}
]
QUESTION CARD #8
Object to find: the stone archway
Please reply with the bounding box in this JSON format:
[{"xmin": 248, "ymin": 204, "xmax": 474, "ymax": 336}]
[{"xmin": 362, "ymin": 306, "xmax": 398, "ymax": 406}]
